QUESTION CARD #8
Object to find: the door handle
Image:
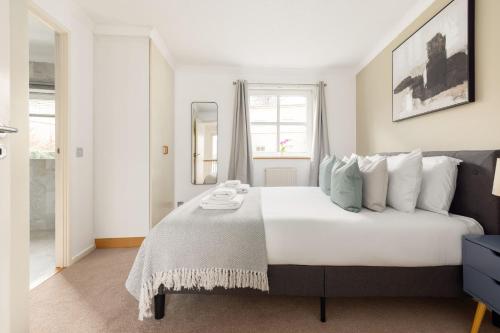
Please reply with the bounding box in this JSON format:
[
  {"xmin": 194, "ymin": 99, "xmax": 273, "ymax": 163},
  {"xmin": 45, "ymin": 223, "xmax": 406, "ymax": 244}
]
[{"xmin": 0, "ymin": 125, "xmax": 18, "ymax": 134}]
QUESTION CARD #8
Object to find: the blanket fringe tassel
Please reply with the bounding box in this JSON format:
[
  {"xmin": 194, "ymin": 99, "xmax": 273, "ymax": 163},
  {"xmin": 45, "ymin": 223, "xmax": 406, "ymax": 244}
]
[{"xmin": 138, "ymin": 268, "xmax": 269, "ymax": 320}]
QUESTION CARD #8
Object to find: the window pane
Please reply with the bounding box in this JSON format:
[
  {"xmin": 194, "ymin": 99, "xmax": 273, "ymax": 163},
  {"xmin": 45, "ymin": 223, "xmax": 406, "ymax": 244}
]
[
  {"xmin": 29, "ymin": 94, "xmax": 56, "ymax": 159},
  {"xmin": 29, "ymin": 94, "xmax": 55, "ymax": 116},
  {"xmin": 211, "ymin": 135, "xmax": 217, "ymax": 159},
  {"xmin": 279, "ymin": 125, "xmax": 307, "ymax": 153},
  {"xmin": 280, "ymin": 95, "xmax": 307, "ymax": 122},
  {"xmin": 251, "ymin": 125, "xmax": 277, "ymax": 153},
  {"xmin": 249, "ymin": 95, "xmax": 277, "ymax": 122},
  {"xmin": 30, "ymin": 116, "xmax": 56, "ymax": 158}
]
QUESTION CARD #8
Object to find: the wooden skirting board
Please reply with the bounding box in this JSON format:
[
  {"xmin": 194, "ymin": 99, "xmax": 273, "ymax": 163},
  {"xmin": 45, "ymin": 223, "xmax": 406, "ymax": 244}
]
[{"xmin": 95, "ymin": 237, "xmax": 145, "ymax": 248}]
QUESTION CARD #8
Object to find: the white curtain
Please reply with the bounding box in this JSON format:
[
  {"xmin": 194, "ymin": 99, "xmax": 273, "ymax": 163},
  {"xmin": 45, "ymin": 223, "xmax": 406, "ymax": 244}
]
[
  {"xmin": 309, "ymin": 81, "xmax": 330, "ymax": 186},
  {"xmin": 228, "ymin": 80, "xmax": 254, "ymax": 185}
]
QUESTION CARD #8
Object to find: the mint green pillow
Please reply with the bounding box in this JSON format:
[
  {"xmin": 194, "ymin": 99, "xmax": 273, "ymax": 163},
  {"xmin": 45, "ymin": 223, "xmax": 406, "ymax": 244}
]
[
  {"xmin": 319, "ymin": 155, "xmax": 336, "ymax": 194},
  {"xmin": 330, "ymin": 158, "xmax": 363, "ymax": 213}
]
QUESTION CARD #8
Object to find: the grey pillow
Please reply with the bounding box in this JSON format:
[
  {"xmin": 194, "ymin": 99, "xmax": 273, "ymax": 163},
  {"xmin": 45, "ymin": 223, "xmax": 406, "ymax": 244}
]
[
  {"xmin": 330, "ymin": 158, "xmax": 363, "ymax": 213},
  {"xmin": 357, "ymin": 155, "xmax": 389, "ymax": 212},
  {"xmin": 319, "ymin": 155, "xmax": 336, "ymax": 194}
]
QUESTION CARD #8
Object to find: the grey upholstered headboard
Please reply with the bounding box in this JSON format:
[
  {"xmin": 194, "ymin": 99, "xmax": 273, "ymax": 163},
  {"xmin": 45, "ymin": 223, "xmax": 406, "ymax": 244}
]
[{"xmin": 385, "ymin": 150, "xmax": 500, "ymax": 235}]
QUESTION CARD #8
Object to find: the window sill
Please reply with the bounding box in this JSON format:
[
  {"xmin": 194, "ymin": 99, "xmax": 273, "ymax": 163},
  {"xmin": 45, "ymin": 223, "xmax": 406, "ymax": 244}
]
[{"xmin": 253, "ymin": 156, "xmax": 311, "ymax": 160}]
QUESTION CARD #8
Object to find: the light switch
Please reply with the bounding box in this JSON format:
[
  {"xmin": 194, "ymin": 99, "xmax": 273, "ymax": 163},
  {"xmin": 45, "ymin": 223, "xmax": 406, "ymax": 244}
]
[{"xmin": 76, "ymin": 147, "xmax": 84, "ymax": 158}]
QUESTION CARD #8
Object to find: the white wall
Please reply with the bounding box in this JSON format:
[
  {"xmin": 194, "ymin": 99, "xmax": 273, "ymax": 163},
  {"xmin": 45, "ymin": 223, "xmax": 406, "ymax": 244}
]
[
  {"xmin": 93, "ymin": 35, "xmax": 150, "ymax": 238},
  {"xmin": 31, "ymin": 0, "xmax": 96, "ymax": 261},
  {"xmin": 323, "ymin": 66, "xmax": 357, "ymax": 158},
  {"xmin": 174, "ymin": 65, "xmax": 356, "ymax": 203}
]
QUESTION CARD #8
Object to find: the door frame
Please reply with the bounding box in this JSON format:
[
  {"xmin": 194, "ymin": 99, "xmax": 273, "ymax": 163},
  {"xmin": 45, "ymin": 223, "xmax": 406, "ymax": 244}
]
[{"xmin": 28, "ymin": 3, "xmax": 71, "ymax": 268}]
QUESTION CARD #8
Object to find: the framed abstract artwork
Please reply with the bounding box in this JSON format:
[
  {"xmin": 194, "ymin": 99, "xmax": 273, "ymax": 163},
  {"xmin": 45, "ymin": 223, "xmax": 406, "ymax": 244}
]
[{"xmin": 392, "ymin": 0, "xmax": 475, "ymax": 122}]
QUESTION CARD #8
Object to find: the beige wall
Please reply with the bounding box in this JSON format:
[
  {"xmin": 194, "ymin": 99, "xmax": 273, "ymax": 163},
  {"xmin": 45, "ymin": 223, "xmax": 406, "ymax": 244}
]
[
  {"xmin": 356, "ymin": 0, "xmax": 500, "ymax": 155},
  {"xmin": 149, "ymin": 41, "xmax": 175, "ymax": 226}
]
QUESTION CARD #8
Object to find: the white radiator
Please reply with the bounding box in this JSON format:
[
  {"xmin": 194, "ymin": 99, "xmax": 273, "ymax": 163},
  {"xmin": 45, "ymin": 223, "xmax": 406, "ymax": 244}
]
[{"xmin": 265, "ymin": 167, "xmax": 297, "ymax": 187}]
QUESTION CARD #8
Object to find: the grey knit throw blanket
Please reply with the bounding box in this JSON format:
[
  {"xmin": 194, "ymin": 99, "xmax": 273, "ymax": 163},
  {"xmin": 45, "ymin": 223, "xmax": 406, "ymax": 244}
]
[{"xmin": 125, "ymin": 188, "xmax": 268, "ymax": 320}]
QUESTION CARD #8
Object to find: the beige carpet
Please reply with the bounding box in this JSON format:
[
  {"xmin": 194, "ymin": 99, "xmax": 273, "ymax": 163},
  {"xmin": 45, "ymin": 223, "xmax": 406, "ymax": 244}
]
[{"xmin": 30, "ymin": 249, "xmax": 498, "ymax": 333}]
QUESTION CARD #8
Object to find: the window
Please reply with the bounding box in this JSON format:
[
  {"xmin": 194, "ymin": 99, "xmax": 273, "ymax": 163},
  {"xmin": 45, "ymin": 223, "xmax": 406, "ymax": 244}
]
[
  {"xmin": 29, "ymin": 90, "xmax": 56, "ymax": 159},
  {"xmin": 249, "ymin": 88, "xmax": 313, "ymax": 157}
]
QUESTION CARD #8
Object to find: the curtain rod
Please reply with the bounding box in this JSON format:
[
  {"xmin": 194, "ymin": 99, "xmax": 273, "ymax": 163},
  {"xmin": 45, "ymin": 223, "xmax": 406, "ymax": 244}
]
[{"xmin": 232, "ymin": 81, "xmax": 327, "ymax": 87}]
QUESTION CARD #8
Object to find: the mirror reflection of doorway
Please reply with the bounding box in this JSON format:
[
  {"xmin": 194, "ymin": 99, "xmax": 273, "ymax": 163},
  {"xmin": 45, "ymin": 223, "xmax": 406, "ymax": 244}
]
[
  {"xmin": 28, "ymin": 13, "xmax": 61, "ymax": 288},
  {"xmin": 191, "ymin": 102, "xmax": 218, "ymax": 185}
]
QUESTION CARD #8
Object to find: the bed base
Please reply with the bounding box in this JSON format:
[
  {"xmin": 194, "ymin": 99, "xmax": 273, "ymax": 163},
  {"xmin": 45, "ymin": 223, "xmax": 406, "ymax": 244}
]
[
  {"xmin": 152, "ymin": 265, "xmax": 463, "ymax": 322},
  {"xmin": 320, "ymin": 296, "xmax": 326, "ymax": 322},
  {"xmin": 154, "ymin": 285, "xmax": 166, "ymax": 320},
  {"xmin": 153, "ymin": 292, "xmax": 326, "ymax": 321}
]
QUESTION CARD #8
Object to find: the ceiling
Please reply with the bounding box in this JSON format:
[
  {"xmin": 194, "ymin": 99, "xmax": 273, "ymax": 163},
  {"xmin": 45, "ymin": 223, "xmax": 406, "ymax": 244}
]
[{"xmin": 75, "ymin": 0, "xmax": 432, "ymax": 69}]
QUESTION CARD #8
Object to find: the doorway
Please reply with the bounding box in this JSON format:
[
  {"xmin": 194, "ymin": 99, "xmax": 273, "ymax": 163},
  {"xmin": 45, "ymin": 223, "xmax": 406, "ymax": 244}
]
[{"xmin": 28, "ymin": 11, "xmax": 68, "ymax": 288}]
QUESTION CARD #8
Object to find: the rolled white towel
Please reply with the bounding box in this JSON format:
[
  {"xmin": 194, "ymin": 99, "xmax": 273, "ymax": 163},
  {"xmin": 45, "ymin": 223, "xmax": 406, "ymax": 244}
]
[
  {"xmin": 223, "ymin": 180, "xmax": 241, "ymax": 188},
  {"xmin": 204, "ymin": 196, "xmax": 236, "ymax": 203},
  {"xmin": 200, "ymin": 194, "xmax": 244, "ymax": 210},
  {"xmin": 211, "ymin": 187, "xmax": 237, "ymax": 200},
  {"xmin": 236, "ymin": 184, "xmax": 250, "ymax": 194},
  {"xmin": 202, "ymin": 193, "xmax": 236, "ymax": 205}
]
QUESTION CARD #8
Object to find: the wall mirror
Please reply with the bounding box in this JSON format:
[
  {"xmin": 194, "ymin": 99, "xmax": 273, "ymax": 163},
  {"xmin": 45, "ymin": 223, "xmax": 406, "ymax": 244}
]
[{"xmin": 191, "ymin": 102, "xmax": 218, "ymax": 185}]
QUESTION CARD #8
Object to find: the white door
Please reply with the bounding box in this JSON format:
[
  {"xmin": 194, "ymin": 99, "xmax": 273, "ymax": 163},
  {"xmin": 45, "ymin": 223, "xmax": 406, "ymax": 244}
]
[
  {"xmin": 0, "ymin": 1, "xmax": 13, "ymax": 330},
  {"xmin": 1, "ymin": 0, "xmax": 30, "ymax": 331}
]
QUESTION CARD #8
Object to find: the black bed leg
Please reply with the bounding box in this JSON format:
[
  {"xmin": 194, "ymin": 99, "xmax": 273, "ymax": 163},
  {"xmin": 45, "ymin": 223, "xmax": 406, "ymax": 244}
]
[
  {"xmin": 493, "ymin": 311, "xmax": 500, "ymax": 328},
  {"xmin": 154, "ymin": 285, "xmax": 166, "ymax": 320},
  {"xmin": 320, "ymin": 297, "xmax": 326, "ymax": 322}
]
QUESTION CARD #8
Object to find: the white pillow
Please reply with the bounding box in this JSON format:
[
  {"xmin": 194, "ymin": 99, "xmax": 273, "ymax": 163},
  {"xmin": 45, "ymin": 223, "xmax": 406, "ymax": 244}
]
[
  {"xmin": 386, "ymin": 149, "xmax": 423, "ymax": 213},
  {"xmin": 417, "ymin": 156, "xmax": 462, "ymax": 215},
  {"xmin": 357, "ymin": 155, "xmax": 389, "ymax": 212}
]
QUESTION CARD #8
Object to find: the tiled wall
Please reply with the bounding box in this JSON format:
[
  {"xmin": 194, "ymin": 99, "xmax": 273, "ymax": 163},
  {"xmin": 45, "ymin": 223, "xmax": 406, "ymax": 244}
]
[{"xmin": 30, "ymin": 159, "xmax": 55, "ymax": 231}]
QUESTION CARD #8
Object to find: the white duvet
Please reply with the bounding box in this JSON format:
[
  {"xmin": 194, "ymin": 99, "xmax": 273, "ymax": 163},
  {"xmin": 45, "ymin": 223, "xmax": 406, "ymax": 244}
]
[{"xmin": 262, "ymin": 187, "xmax": 483, "ymax": 267}]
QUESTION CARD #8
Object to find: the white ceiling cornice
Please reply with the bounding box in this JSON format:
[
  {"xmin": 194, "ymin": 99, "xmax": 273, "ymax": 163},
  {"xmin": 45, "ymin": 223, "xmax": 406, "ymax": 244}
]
[
  {"xmin": 70, "ymin": 1, "xmax": 96, "ymax": 31},
  {"xmin": 94, "ymin": 24, "xmax": 153, "ymax": 37},
  {"xmin": 149, "ymin": 29, "xmax": 176, "ymax": 70},
  {"xmin": 355, "ymin": 0, "xmax": 436, "ymax": 74},
  {"xmin": 94, "ymin": 24, "xmax": 177, "ymax": 69},
  {"xmin": 30, "ymin": 0, "xmax": 96, "ymax": 33}
]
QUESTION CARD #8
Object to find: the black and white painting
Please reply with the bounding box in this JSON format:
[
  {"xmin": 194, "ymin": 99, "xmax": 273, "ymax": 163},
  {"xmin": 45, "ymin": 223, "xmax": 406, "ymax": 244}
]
[{"xmin": 392, "ymin": 0, "xmax": 474, "ymax": 121}]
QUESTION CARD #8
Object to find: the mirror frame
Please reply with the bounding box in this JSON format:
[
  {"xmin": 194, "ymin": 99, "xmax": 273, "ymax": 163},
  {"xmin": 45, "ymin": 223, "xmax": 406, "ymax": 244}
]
[{"xmin": 191, "ymin": 101, "xmax": 219, "ymax": 185}]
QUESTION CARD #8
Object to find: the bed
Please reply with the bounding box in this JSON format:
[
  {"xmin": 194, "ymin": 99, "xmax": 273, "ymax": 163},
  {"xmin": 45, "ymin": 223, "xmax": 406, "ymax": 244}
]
[
  {"xmin": 132, "ymin": 150, "xmax": 500, "ymax": 322},
  {"xmin": 263, "ymin": 186, "xmax": 483, "ymax": 267}
]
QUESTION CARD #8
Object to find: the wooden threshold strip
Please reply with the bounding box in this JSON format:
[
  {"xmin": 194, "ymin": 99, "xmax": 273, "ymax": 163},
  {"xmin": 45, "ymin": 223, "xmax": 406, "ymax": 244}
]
[
  {"xmin": 30, "ymin": 267, "xmax": 64, "ymax": 290},
  {"xmin": 95, "ymin": 237, "xmax": 145, "ymax": 249}
]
